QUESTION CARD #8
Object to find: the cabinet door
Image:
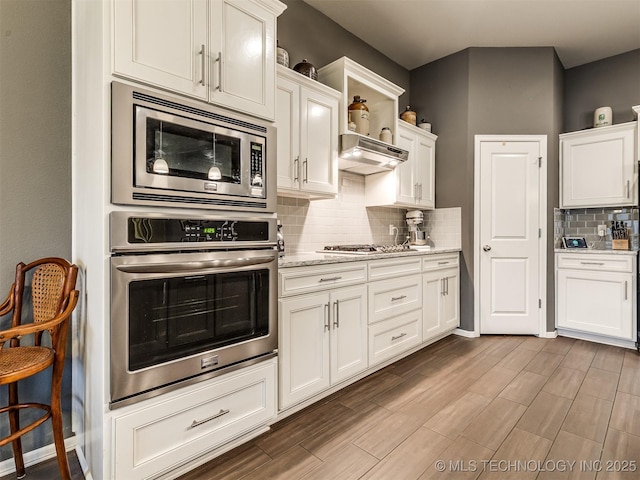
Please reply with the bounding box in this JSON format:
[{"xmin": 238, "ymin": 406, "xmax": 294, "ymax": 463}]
[
  {"xmin": 557, "ymin": 269, "xmax": 633, "ymax": 340},
  {"xmin": 279, "ymin": 294, "xmax": 331, "ymax": 409},
  {"xmin": 330, "ymin": 286, "xmax": 368, "ymax": 384},
  {"xmin": 299, "ymin": 88, "xmax": 339, "ymax": 195},
  {"xmin": 113, "ymin": 0, "xmax": 208, "ymax": 99},
  {"xmin": 440, "ymin": 267, "xmax": 460, "ymax": 331},
  {"xmin": 560, "ymin": 125, "xmax": 636, "ymax": 208},
  {"xmin": 422, "ymin": 270, "xmax": 442, "ymax": 340},
  {"xmin": 415, "ymin": 134, "xmax": 435, "ymax": 209},
  {"xmin": 209, "ymin": 0, "xmax": 276, "ymax": 119},
  {"xmin": 395, "ymin": 128, "xmax": 418, "ymax": 206},
  {"xmin": 276, "ymin": 76, "xmax": 300, "ymax": 192}
]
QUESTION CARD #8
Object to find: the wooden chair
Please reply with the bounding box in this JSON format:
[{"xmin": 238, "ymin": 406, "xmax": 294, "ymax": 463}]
[{"xmin": 0, "ymin": 258, "xmax": 79, "ymax": 480}]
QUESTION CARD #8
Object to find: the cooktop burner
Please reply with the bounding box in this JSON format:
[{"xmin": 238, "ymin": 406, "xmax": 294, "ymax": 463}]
[{"xmin": 321, "ymin": 244, "xmax": 415, "ymax": 255}]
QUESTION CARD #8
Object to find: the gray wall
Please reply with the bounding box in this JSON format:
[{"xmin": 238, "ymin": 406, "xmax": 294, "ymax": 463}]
[
  {"xmin": 410, "ymin": 47, "xmax": 563, "ymax": 332},
  {"xmin": 278, "ymin": 0, "xmax": 410, "ymax": 107},
  {"xmin": 0, "ymin": 0, "xmax": 72, "ymax": 458},
  {"xmin": 564, "ymin": 49, "xmax": 640, "ymax": 132}
]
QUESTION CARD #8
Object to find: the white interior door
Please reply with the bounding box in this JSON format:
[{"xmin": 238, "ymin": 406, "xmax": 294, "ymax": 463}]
[{"xmin": 478, "ymin": 139, "xmax": 543, "ymax": 335}]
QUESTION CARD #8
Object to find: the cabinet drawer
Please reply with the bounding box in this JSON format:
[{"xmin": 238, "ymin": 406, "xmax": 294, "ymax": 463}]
[
  {"xmin": 368, "ymin": 257, "xmax": 422, "ymax": 281},
  {"xmin": 113, "ymin": 359, "xmax": 276, "ymax": 480},
  {"xmin": 368, "ymin": 275, "xmax": 422, "ymax": 324},
  {"xmin": 368, "ymin": 310, "xmax": 422, "ymax": 366},
  {"xmin": 423, "ymin": 253, "xmax": 459, "ymax": 272},
  {"xmin": 279, "ymin": 263, "xmax": 367, "ymax": 297},
  {"xmin": 556, "ymin": 253, "xmax": 634, "ymax": 273}
]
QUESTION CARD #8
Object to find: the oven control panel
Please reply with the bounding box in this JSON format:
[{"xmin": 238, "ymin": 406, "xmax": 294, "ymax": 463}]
[{"xmin": 126, "ymin": 217, "xmax": 270, "ymax": 244}]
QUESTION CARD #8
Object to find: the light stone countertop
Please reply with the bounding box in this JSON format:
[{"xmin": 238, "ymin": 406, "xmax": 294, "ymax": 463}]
[
  {"xmin": 279, "ymin": 247, "xmax": 462, "ymax": 268},
  {"xmin": 554, "ymin": 248, "xmax": 638, "ymax": 256}
]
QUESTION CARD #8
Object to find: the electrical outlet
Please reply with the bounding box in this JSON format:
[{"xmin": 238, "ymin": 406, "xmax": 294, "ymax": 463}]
[
  {"xmin": 598, "ymin": 224, "xmax": 607, "ymax": 237},
  {"xmin": 389, "ymin": 224, "xmax": 395, "ymax": 235}
]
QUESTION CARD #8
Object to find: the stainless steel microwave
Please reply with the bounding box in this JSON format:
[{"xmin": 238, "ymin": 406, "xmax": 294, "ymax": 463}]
[{"xmin": 111, "ymin": 82, "xmax": 276, "ymax": 212}]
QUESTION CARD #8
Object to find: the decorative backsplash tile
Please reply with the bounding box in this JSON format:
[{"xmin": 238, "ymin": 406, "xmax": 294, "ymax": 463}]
[
  {"xmin": 554, "ymin": 207, "xmax": 639, "ymax": 250},
  {"xmin": 423, "ymin": 207, "xmax": 462, "ymax": 249},
  {"xmin": 276, "ymin": 172, "xmax": 462, "ymax": 253}
]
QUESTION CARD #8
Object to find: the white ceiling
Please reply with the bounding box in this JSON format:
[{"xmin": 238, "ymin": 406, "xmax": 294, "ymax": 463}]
[{"xmin": 302, "ymin": 0, "xmax": 640, "ymax": 70}]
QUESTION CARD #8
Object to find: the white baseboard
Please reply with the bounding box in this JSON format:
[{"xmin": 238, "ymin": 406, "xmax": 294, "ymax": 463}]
[
  {"xmin": 538, "ymin": 330, "xmax": 558, "ymax": 339},
  {"xmin": 0, "ymin": 437, "xmax": 77, "ymax": 477},
  {"xmin": 557, "ymin": 328, "xmax": 637, "ymax": 350},
  {"xmin": 454, "ymin": 328, "xmax": 479, "ymax": 338},
  {"xmin": 75, "ymin": 444, "xmax": 92, "ymax": 480}
]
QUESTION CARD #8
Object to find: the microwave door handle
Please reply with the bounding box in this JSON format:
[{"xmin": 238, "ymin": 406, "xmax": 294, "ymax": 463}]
[{"xmin": 115, "ymin": 256, "xmax": 275, "ymax": 274}]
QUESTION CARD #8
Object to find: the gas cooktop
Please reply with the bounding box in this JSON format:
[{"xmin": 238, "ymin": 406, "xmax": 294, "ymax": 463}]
[{"xmin": 320, "ymin": 244, "xmax": 415, "ymax": 255}]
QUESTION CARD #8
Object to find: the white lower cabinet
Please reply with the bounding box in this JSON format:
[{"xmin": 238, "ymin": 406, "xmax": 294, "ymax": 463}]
[
  {"xmin": 556, "ymin": 253, "xmax": 636, "ymax": 342},
  {"xmin": 112, "ymin": 358, "xmax": 276, "ymax": 480},
  {"xmin": 422, "ymin": 254, "xmax": 460, "ymax": 340},
  {"xmin": 278, "ymin": 284, "xmax": 367, "ymax": 409},
  {"xmin": 368, "ymin": 310, "xmax": 422, "ymax": 366},
  {"xmin": 367, "ymin": 263, "xmax": 423, "ymax": 366},
  {"xmin": 278, "ymin": 253, "xmax": 460, "ymax": 412}
]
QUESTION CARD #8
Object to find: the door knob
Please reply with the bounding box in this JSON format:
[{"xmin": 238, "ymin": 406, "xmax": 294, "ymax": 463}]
[{"xmin": 483, "ymin": 245, "xmax": 491, "ymax": 252}]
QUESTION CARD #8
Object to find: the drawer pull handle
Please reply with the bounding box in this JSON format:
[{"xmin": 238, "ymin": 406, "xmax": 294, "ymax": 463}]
[
  {"xmin": 391, "ymin": 295, "xmax": 407, "ymax": 301},
  {"xmin": 391, "ymin": 333, "xmax": 407, "ymax": 341},
  {"xmin": 319, "ymin": 276, "xmax": 342, "ymax": 282},
  {"xmin": 437, "ymin": 261, "xmax": 449, "ymax": 265},
  {"xmin": 579, "ymin": 261, "xmax": 605, "ymax": 266},
  {"xmin": 199, "ymin": 45, "xmax": 206, "ymax": 86},
  {"xmin": 189, "ymin": 409, "xmax": 230, "ymax": 429}
]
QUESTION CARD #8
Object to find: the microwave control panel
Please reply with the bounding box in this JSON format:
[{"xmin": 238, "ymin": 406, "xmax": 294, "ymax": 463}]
[{"xmin": 250, "ymin": 142, "xmax": 264, "ymax": 182}]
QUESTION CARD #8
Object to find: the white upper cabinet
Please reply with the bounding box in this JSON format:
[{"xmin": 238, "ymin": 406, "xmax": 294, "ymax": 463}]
[
  {"xmin": 113, "ymin": 0, "xmax": 286, "ymax": 120},
  {"xmin": 365, "ymin": 123, "xmax": 436, "ymax": 209},
  {"xmin": 634, "ymin": 106, "xmax": 640, "ymax": 161},
  {"xmin": 560, "ymin": 122, "xmax": 638, "ymax": 208},
  {"xmin": 276, "ymin": 66, "xmax": 340, "ymax": 197},
  {"xmin": 318, "ymin": 57, "xmax": 404, "ymax": 141},
  {"xmin": 113, "ymin": 0, "xmax": 209, "ymax": 100}
]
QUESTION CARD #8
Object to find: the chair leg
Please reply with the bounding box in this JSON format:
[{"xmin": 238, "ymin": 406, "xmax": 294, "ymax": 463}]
[
  {"xmin": 8, "ymin": 383, "xmax": 25, "ymax": 479},
  {"xmin": 51, "ymin": 380, "xmax": 71, "ymax": 480}
]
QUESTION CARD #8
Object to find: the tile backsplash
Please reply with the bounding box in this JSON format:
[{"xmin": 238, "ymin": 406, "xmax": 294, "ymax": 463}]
[
  {"xmin": 277, "ymin": 171, "xmax": 462, "ymax": 253},
  {"xmin": 554, "ymin": 207, "xmax": 639, "ymax": 250}
]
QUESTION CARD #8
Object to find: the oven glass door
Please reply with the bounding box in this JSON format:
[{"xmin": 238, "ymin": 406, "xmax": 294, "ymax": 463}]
[
  {"xmin": 110, "ymin": 249, "xmax": 277, "ymax": 405},
  {"xmin": 134, "ymin": 107, "xmax": 266, "ymax": 198},
  {"xmin": 128, "ymin": 268, "xmax": 269, "ymax": 371}
]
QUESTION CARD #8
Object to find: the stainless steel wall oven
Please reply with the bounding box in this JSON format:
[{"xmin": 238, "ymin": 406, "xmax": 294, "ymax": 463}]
[
  {"xmin": 111, "ymin": 81, "xmax": 276, "ymax": 212},
  {"xmin": 109, "ymin": 211, "xmax": 278, "ymax": 408}
]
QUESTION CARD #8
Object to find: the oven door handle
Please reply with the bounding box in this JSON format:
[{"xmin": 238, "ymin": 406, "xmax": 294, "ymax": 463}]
[{"xmin": 115, "ymin": 256, "xmax": 275, "ymax": 274}]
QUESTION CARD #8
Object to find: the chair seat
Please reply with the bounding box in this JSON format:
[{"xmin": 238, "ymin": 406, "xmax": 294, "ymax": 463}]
[{"xmin": 0, "ymin": 346, "xmax": 54, "ymax": 384}]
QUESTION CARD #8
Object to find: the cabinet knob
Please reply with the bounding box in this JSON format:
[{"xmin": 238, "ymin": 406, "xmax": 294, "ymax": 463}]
[{"xmin": 483, "ymin": 245, "xmax": 491, "ymax": 252}]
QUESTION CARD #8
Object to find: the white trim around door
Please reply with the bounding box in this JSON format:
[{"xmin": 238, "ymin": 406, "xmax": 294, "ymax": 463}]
[{"xmin": 473, "ymin": 135, "xmax": 548, "ymax": 337}]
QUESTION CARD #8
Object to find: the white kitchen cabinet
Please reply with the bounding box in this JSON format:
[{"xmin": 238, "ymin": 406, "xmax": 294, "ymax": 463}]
[
  {"xmin": 423, "ymin": 268, "xmax": 459, "ymax": 339},
  {"xmin": 112, "ymin": 358, "xmax": 276, "ymax": 480},
  {"xmin": 113, "ymin": 0, "xmax": 286, "ymax": 120},
  {"xmin": 560, "ymin": 122, "xmax": 637, "ymax": 208},
  {"xmin": 276, "ymin": 65, "xmax": 340, "ymax": 197},
  {"xmin": 634, "ymin": 106, "xmax": 640, "ymax": 161},
  {"xmin": 365, "ymin": 123, "xmax": 436, "ymax": 209},
  {"xmin": 368, "ymin": 310, "xmax": 422, "ymax": 366},
  {"xmin": 278, "ymin": 266, "xmax": 367, "ymax": 409},
  {"xmin": 422, "ymin": 254, "xmax": 460, "ymax": 340},
  {"xmin": 556, "ymin": 253, "xmax": 636, "ymax": 344},
  {"xmin": 318, "ymin": 56, "xmax": 404, "ymax": 142},
  {"xmin": 367, "ymin": 257, "xmax": 423, "ymax": 366},
  {"xmin": 368, "ymin": 275, "xmax": 422, "ymax": 325}
]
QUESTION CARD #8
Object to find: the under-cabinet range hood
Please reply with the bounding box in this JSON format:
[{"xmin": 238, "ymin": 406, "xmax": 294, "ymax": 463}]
[{"xmin": 339, "ymin": 134, "xmax": 409, "ymax": 175}]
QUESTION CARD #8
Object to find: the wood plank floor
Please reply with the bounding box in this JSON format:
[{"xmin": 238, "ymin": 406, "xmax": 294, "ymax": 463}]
[
  {"xmin": 4, "ymin": 335, "xmax": 639, "ymax": 479},
  {"xmin": 179, "ymin": 335, "xmax": 640, "ymax": 480}
]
